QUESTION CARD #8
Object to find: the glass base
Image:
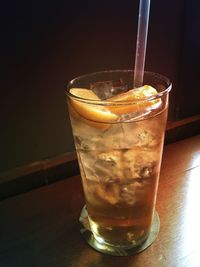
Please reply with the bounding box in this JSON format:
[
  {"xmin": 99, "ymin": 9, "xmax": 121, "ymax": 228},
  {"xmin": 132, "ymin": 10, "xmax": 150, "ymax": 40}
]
[{"xmin": 79, "ymin": 206, "xmax": 160, "ymax": 256}]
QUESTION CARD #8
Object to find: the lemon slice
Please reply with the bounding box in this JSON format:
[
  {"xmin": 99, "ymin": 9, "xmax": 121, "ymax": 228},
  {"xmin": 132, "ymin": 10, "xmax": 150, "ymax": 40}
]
[
  {"xmin": 69, "ymin": 88, "xmax": 118, "ymax": 129},
  {"xmin": 106, "ymin": 85, "xmax": 160, "ymax": 114}
]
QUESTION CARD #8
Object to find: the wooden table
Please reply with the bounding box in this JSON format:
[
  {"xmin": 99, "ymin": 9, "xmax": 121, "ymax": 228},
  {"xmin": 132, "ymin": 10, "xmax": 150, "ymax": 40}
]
[{"xmin": 0, "ymin": 135, "xmax": 200, "ymax": 267}]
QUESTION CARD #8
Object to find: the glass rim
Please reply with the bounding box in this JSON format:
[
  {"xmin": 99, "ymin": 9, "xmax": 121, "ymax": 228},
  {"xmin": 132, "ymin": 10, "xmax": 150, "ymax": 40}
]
[{"xmin": 66, "ymin": 69, "xmax": 172, "ymax": 106}]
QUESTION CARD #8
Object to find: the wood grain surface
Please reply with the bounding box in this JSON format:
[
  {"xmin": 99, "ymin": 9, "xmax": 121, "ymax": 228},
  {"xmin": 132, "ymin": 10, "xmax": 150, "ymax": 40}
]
[{"xmin": 0, "ymin": 135, "xmax": 200, "ymax": 267}]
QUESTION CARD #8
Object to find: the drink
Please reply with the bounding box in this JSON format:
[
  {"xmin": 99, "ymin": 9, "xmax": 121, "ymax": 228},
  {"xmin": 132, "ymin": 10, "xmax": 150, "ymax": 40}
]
[{"xmin": 66, "ymin": 70, "xmax": 171, "ymax": 251}]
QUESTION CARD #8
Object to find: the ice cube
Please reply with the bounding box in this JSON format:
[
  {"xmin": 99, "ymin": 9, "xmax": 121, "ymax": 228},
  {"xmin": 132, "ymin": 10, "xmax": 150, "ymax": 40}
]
[
  {"xmin": 78, "ymin": 151, "xmax": 100, "ymax": 182},
  {"xmin": 103, "ymin": 124, "xmax": 127, "ymax": 149},
  {"xmin": 120, "ymin": 183, "xmax": 142, "ymax": 205},
  {"xmin": 121, "ymin": 121, "xmax": 158, "ymax": 148},
  {"xmin": 94, "ymin": 150, "xmax": 123, "ymax": 181},
  {"xmin": 90, "ymin": 79, "xmax": 128, "ymax": 100},
  {"xmin": 137, "ymin": 129, "xmax": 157, "ymax": 147},
  {"xmin": 123, "ymin": 149, "xmax": 157, "ymax": 180},
  {"xmin": 119, "ymin": 110, "xmax": 152, "ymax": 123},
  {"xmin": 95, "ymin": 183, "xmax": 120, "ymax": 205}
]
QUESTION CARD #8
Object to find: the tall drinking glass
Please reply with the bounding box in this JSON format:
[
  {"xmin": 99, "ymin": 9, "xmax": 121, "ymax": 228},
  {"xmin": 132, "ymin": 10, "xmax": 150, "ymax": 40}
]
[{"xmin": 66, "ymin": 70, "xmax": 171, "ymax": 255}]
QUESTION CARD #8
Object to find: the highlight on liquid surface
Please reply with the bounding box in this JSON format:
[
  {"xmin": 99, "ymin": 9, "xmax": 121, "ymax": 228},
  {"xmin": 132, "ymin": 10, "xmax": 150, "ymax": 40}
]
[{"xmin": 68, "ymin": 85, "xmax": 168, "ymax": 247}]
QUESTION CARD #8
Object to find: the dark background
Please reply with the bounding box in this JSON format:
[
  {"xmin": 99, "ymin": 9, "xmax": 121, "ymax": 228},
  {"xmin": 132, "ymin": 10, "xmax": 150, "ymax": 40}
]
[{"xmin": 1, "ymin": 0, "xmax": 199, "ymax": 173}]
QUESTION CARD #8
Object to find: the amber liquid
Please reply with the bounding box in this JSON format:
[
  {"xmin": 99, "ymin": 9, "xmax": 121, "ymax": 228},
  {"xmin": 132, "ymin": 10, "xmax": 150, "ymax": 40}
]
[
  {"xmin": 69, "ymin": 100, "xmax": 167, "ymax": 247},
  {"xmin": 83, "ymin": 170, "xmax": 158, "ymax": 247}
]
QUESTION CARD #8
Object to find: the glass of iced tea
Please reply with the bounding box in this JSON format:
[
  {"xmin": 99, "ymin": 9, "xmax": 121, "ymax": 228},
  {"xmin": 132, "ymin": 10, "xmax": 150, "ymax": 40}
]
[{"xmin": 66, "ymin": 70, "xmax": 171, "ymax": 255}]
